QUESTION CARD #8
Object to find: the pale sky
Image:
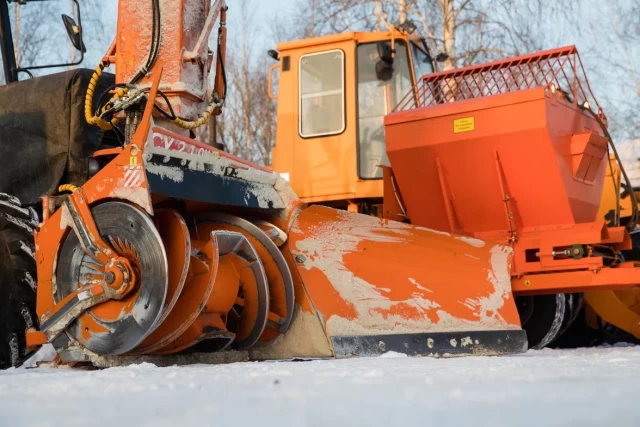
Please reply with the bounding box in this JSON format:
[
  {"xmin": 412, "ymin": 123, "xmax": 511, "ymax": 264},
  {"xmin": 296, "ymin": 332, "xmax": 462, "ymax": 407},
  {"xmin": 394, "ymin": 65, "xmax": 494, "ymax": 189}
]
[
  {"xmin": 103, "ymin": 0, "xmax": 296, "ymax": 48},
  {"xmin": 96, "ymin": 0, "xmax": 297, "ymax": 73},
  {"xmin": 97, "ymin": 1, "xmax": 636, "ymax": 141}
]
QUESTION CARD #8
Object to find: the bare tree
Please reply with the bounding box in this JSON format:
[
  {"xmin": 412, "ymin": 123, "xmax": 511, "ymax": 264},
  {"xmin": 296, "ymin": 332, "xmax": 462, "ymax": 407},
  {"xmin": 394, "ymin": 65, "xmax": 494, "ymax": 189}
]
[
  {"xmin": 279, "ymin": 0, "xmax": 579, "ymax": 71},
  {"xmin": 214, "ymin": 0, "xmax": 278, "ymax": 165},
  {"xmin": 274, "ymin": 0, "xmax": 640, "ymax": 142},
  {"xmin": 599, "ymin": 1, "xmax": 640, "ymax": 141}
]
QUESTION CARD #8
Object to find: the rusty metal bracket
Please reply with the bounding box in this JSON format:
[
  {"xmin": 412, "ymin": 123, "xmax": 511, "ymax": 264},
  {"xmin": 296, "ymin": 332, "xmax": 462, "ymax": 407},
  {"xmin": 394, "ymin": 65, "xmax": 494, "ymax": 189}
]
[
  {"xmin": 494, "ymin": 151, "xmax": 518, "ymax": 243},
  {"xmin": 435, "ymin": 157, "xmax": 462, "ymax": 233},
  {"xmin": 64, "ymin": 190, "xmax": 115, "ymax": 265},
  {"xmin": 183, "ymin": 0, "xmax": 226, "ymax": 65},
  {"xmin": 39, "ymin": 283, "xmax": 108, "ymax": 344}
]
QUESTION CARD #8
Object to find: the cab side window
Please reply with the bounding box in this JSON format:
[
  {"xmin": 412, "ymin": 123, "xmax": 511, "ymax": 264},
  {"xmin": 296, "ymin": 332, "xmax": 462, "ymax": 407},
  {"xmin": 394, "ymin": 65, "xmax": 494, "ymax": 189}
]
[{"xmin": 299, "ymin": 50, "xmax": 345, "ymax": 138}]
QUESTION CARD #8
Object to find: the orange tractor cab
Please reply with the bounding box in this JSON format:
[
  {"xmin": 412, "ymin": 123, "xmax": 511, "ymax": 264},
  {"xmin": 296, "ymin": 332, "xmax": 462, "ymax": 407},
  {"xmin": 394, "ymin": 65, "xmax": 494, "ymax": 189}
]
[
  {"xmin": 270, "ymin": 29, "xmax": 434, "ymax": 213},
  {"xmin": 269, "ymin": 27, "xmax": 640, "ymax": 347}
]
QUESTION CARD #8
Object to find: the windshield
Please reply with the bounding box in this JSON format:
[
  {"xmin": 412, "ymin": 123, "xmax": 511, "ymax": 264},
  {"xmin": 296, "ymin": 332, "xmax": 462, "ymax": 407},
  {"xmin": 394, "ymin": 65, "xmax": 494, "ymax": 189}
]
[
  {"xmin": 357, "ymin": 41, "xmax": 413, "ymax": 179},
  {"xmin": 411, "ymin": 41, "xmax": 435, "ymax": 80}
]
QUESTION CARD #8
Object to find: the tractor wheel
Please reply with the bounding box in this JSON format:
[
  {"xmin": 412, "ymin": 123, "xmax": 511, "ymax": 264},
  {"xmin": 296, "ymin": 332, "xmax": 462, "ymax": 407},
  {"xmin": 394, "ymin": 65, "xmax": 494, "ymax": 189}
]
[
  {"xmin": 0, "ymin": 194, "xmax": 38, "ymax": 369},
  {"xmin": 516, "ymin": 293, "xmax": 566, "ymax": 350},
  {"xmin": 553, "ymin": 293, "xmax": 584, "ymax": 343}
]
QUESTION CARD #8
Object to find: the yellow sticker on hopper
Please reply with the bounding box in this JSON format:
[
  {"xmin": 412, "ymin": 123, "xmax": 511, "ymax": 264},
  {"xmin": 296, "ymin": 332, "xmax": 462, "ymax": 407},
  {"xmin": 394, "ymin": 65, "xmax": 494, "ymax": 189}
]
[{"xmin": 453, "ymin": 117, "xmax": 475, "ymax": 134}]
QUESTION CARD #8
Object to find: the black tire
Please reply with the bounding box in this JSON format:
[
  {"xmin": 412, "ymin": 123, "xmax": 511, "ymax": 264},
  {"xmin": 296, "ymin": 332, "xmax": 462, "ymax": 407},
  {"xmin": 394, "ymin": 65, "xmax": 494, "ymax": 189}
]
[
  {"xmin": 0, "ymin": 194, "xmax": 38, "ymax": 369},
  {"xmin": 516, "ymin": 293, "xmax": 566, "ymax": 350},
  {"xmin": 552, "ymin": 293, "xmax": 585, "ymax": 344}
]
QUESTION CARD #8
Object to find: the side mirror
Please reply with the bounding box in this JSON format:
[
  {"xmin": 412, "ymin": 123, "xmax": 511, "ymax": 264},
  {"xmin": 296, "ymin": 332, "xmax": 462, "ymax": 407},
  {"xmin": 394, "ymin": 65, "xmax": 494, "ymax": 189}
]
[
  {"xmin": 267, "ymin": 49, "xmax": 280, "ymax": 61},
  {"xmin": 375, "ymin": 42, "xmax": 394, "ymax": 81},
  {"xmin": 377, "ymin": 42, "xmax": 394, "ymax": 65},
  {"xmin": 62, "ymin": 14, "xmax": 86, "ymax": 53},
  {"xmin": 375, "ymin": 61, "xmax": 393, "ymax": 82}
]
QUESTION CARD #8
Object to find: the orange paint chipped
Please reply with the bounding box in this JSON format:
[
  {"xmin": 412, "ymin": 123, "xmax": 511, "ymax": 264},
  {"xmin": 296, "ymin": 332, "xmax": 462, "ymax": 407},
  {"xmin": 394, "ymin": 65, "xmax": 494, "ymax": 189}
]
[
  {"xmin": 299, "ymin": 267, "xmax": 359, "ymax": 323},
  {"xmin": 77, "ymin": 314, "xmax": 111, "ymax": 342},
  {"xmin": 372, "ymin": 302, "xmax": 437, "ymax": 324},
  {"xmin": 289, "ymin": 206, "xmax": 521, "ymax": 337}
]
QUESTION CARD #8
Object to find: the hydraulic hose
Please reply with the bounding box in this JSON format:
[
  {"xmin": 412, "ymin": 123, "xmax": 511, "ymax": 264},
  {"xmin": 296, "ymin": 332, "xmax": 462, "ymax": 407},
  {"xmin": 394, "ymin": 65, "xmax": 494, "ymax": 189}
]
[
  {"xmin": 85, "ymin": 63, "xmax": 121, "ymax": 130},
  {"xmin": 86, "ymin": 0, "xmax": 226, "ymax": 133},
  {"xmin": 58, "ymin": 184, "xmax": 78, "ymax": 194},
  {"xmin": 86, "ymin": 0, "xmax": 160, "ymax": 129},
  {"xmin": 130, "ymin": 0, "xmax": 161, "ymax": 85}
]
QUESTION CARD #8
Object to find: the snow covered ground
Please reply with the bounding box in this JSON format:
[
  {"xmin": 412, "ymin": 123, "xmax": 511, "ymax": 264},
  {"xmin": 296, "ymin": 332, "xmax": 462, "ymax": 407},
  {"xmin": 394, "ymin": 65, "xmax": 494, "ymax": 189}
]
[{"xmin": 2, "ymin": 346, "xmax": 640, "ymax": 427}]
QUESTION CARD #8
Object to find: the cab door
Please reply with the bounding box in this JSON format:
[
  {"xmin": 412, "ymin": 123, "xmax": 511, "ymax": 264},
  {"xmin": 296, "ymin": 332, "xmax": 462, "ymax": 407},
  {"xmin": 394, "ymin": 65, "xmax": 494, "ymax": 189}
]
[{"xmin": 291, "ymin": 42, "xmax": 358, "ymax": 202}]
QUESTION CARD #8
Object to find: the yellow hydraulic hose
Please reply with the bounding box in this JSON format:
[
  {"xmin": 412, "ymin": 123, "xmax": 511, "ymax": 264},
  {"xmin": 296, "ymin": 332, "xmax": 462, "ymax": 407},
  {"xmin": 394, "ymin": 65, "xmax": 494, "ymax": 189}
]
[
  {"xmin": 85, "ymin": 63, "xmax": 123, "ymax": 131},
  {"xmin": 58, "ymin": 184, "xmax": 78, "ymax": 194},
  {"xmin": 85, "ymin": 64, "xmax": 219, "ymax": 132},
  {"xmin": 170, "ymin": 100, "xmax": 219, "ymax": 130}
]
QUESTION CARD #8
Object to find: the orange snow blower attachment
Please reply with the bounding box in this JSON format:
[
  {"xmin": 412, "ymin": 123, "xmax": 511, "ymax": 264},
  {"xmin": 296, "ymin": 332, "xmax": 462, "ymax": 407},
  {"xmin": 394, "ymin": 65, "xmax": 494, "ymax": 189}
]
[
  {"xmin": 384, "ymin": 46, "xmax": 640, "ymax": 345},
  {"xmin": 29, "ymin": 78, "xmax": 527, "ymax": 360},
  {"xmin": 21, "ymin": 0, "xmax": 530, "ymax": 365}
]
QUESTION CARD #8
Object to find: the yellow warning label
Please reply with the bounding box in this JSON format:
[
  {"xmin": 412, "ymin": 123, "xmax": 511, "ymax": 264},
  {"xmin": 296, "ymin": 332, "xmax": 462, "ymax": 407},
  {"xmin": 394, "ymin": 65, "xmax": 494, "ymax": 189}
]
[
  {"xmin": 453, "ymin": 117, "xmax": 475, "ymax": 134},
  {"xmin": 130, "ymin": 156, "xmax": 137, "ymax": 166},
  {"xmin": 525, "ymin": 280, "xmax": 531, "ymax": 286}
]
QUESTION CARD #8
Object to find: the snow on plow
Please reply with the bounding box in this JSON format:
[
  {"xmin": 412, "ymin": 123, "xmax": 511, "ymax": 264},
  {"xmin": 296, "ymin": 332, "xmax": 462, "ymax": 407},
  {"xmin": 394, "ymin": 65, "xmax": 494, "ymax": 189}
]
[{"xmin": 280, "ymin": 206, "xmax": 526, "ymax": 358}]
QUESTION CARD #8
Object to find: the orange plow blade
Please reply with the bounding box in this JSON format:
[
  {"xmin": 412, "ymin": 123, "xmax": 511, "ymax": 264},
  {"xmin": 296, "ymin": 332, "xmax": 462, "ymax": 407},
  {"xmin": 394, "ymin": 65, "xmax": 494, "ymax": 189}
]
[{"xmin": 284, "ymin": 206, "xmax": 526, "ymax": 357}]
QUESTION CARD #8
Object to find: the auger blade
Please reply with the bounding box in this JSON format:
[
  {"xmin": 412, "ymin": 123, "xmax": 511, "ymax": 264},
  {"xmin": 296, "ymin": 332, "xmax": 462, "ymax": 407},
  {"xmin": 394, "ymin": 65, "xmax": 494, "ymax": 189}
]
[
  {"xmin": 209, "ymin": 230, "xmax": 270, "ymax": 350},
  {"xmin": 132, "ymin": 236, "xmax": 220, "ymax": 355},
  {"xmin": 195, "ymin": 213, "xmax": 295, "ymax": 341},
  {"xmin": 136, "ymin": 229, "xmax": 271, "ymax": 355},
  {"xmin": 153, "ymin": 210, "xmax": 191, "ymax": 326}
]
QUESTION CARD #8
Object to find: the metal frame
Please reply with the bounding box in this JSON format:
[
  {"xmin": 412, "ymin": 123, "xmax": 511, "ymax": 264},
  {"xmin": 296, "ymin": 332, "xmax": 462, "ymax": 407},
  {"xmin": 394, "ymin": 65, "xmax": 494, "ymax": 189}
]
[
  {"xmin": 395, "ymin": 45, "xmax": 602, "ymax": 114},
  {"xmin": 0, "ymin": 0, "xmax": 18, "ymax": 83},
  {"xmin": 0, "ymin": 0, "xmax": 84, "ymax": 83}
]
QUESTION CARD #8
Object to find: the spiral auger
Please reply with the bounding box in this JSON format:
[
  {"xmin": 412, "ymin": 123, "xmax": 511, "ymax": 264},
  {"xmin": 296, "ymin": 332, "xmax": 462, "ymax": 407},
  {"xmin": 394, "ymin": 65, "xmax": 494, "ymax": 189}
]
[{"xmin": 51, "ymin": 203, "xmax": 296, "ymax": 360}]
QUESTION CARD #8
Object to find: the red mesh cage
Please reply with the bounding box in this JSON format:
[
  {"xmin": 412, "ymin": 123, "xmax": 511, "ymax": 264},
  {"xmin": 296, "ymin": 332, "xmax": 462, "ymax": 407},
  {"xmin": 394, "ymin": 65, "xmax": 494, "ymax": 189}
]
[{"xmin": 395, "ymin": 46, "xmax": 603, "ymax": 115}]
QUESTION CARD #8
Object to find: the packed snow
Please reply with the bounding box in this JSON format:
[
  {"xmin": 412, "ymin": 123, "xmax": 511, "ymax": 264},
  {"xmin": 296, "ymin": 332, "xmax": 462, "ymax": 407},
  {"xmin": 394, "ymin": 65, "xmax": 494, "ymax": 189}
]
[{"xmin": 2, "ymin": 346, "xmax": 640, "ymax": 427}]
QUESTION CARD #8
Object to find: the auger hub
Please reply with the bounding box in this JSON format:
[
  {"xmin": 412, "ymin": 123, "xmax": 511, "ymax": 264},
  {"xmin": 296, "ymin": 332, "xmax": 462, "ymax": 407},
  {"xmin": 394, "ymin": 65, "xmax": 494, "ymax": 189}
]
[{"xmin": 103, "ymin": 256, "xmax": 136, "ymax": 298}]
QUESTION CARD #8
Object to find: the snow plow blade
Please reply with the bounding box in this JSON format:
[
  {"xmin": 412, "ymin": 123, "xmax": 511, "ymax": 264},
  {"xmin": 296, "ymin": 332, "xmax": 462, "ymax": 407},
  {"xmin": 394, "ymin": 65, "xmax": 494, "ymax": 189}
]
[{"xmin": 281, "ymin": 206, "xmax": 527, "ymax": 358}]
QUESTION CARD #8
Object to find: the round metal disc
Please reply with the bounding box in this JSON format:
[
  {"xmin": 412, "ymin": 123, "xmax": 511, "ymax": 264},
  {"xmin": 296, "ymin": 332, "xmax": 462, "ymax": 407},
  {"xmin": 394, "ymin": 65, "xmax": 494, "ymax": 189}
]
[
  {"xmin": 153, "ymin": 210, "xmax": 191, "ymax": 325},
  {"xmin": 56, "ymin": 202, "xmax": 168, "ymax": 355}
]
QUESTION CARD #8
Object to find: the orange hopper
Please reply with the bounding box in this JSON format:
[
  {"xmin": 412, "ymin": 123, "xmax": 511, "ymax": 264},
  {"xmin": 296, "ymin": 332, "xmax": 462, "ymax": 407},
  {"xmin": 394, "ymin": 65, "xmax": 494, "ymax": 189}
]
[{"xmin": 384, "ymin": 46, "xmax": 640, "ymax": 347}]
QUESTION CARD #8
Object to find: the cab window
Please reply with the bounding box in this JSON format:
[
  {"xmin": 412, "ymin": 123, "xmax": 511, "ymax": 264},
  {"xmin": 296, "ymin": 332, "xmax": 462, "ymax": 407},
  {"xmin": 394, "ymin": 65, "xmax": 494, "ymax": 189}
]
[
  {"xmin": 411, "ymin": 41, "xmax": 435, "ymax": 80},
  {"xmin": 357, "ymin": 41, "xmax": 413, "ymax": 179},
  {"xmin": 299, "ymin": 50, "xmax": 346, "ymax": 138}
]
